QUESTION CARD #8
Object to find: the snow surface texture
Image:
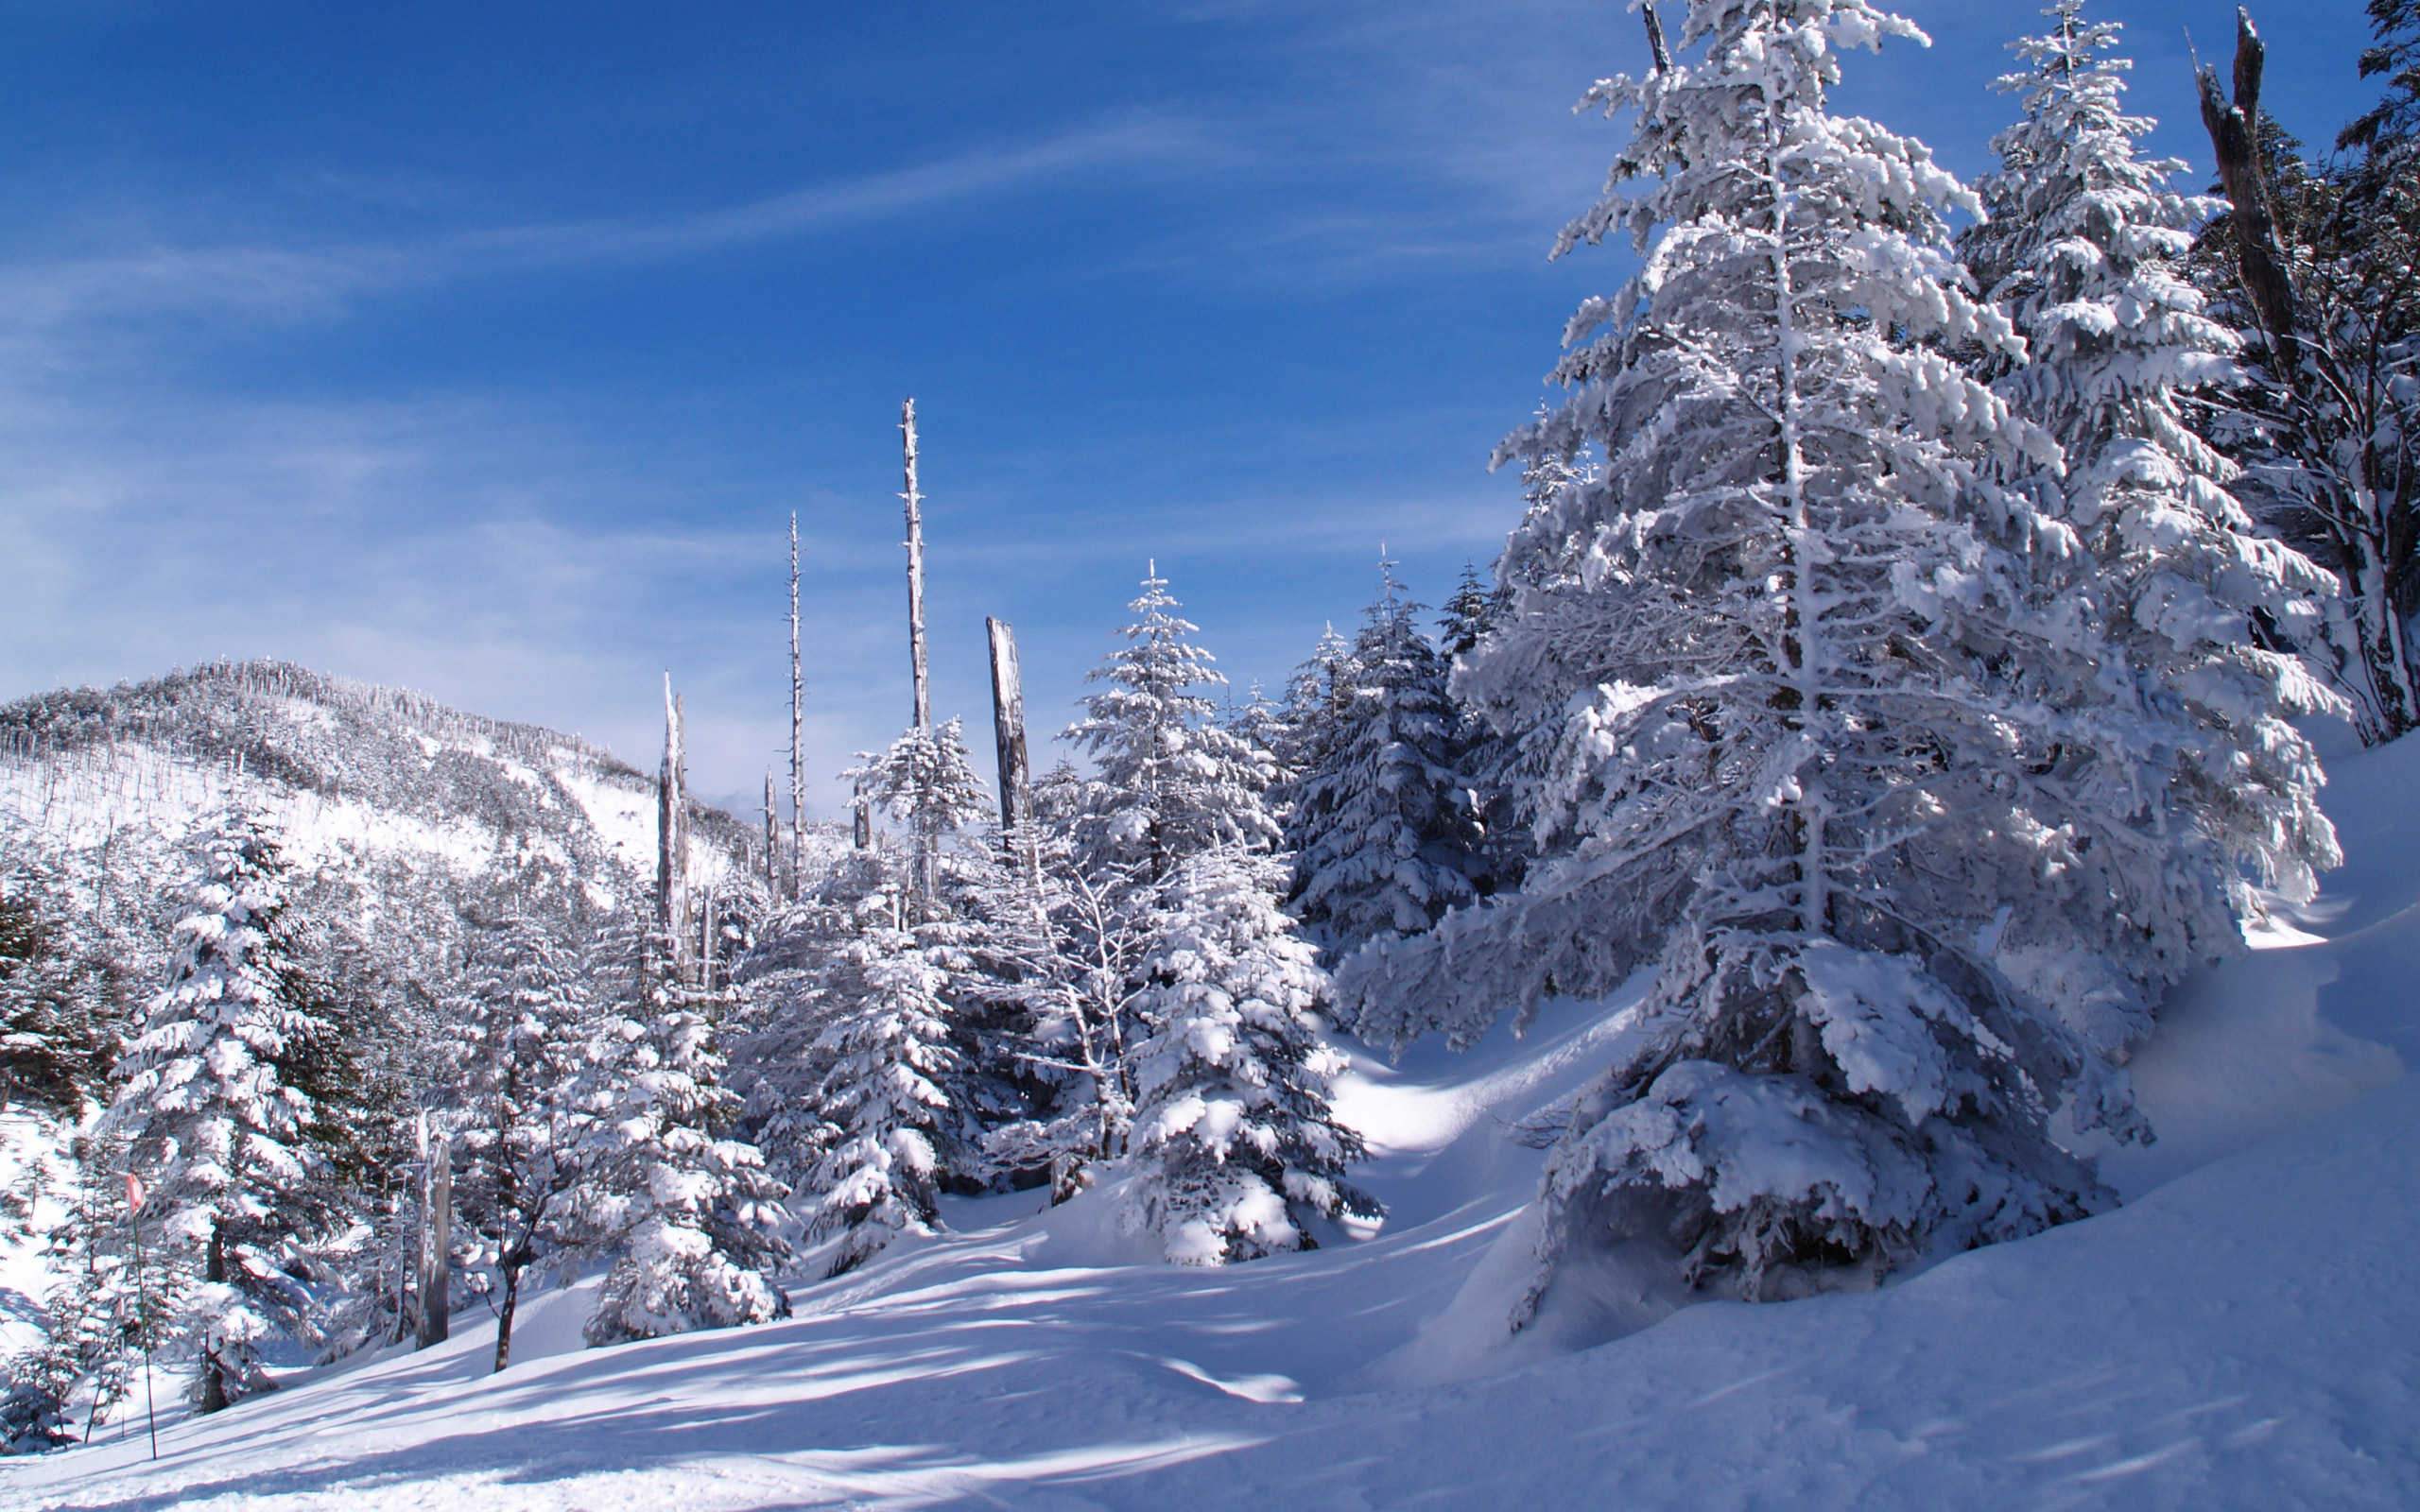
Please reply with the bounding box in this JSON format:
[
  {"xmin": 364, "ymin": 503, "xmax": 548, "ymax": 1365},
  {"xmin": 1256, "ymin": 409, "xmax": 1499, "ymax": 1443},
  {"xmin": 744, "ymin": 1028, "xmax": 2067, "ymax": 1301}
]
[{"xmin": 4, "ymin": 734, "xmax": 2418, "ymax": 1508}]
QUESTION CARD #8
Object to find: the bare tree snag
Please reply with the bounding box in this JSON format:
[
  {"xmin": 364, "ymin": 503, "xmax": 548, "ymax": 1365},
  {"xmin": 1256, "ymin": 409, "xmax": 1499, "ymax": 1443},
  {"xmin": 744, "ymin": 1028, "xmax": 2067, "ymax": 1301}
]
[
  {"xmin": 763, "ymin": 770, "xmax": 778, "ymax": 890},
  {"xmin": 987, "ymin": 616, "xmax": 1033, "ymax": 849},
  {"xmin": 1643, "ymin": 1, "xmax": 1673, "ymax": 74},
  {"xmin": 788, "ymin": 511, "xmax": 805, "ymax": 900},
  {"xmin": 2198, "ymin": 8, "xmax": 2297, "ymax": 351},
  {"xmin": 901, "ymin": 399, "xmax": 931, "ymax": 734},
  {"xmin": 417, "ymin": 1128, "xmax": 450, "ymax": 1349},
  {"xmin": 658, "ymin": 675, "xmax": 690, "ymax": 984}
]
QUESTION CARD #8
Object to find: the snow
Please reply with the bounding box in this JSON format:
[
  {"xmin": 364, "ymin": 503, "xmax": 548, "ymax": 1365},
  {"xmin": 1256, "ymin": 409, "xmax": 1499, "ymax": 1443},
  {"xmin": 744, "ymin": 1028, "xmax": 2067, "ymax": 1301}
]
[{"xmin": 5, "ymin": 739, "xmax": 2419, "ymax": 1507}]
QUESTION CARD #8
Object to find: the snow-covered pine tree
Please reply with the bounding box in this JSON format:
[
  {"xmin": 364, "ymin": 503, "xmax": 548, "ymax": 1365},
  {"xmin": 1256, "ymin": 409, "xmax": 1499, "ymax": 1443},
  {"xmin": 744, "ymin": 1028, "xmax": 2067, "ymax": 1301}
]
[
  {"xmin": 444, "ymin": 916, "xmax": 599, "ymax": 1371},
  {"xmin": 105, "ymin": 811, "xmax": 324, "ymax": 1409},
  {"xmin": 0, "ymin": 866, "xmax": 119, "ymax": 1122},
  {"xmin": 797, "ymin": 902, "xmax": 970, "ymax": 1276},
  {"xmin": 1060, "ymin": 568, "xmax": 1278, "ymax": 887},
  {"xmin": 1285, "ymin": 560, "xmax": 1478, "ymax": 956},
  {"xmin": 851, "ymin": 719, "xmax": 993, "ymax": 919},
  {"xmin": 578, "ymin": 927, "xmax": 787, "ymax": 1346},
  {"xmin": 967, "ymin": 828, "xmax": 1150, "ymax": 1199},
  {"xmin": 1121, "ymin": 847, "xmax": 1375, "ymax": 1263},
  {"xmin": 1334, "ymin": 0, "xmax": 2269, "ymax": 1318},
  {"xmin": 1273, "ymin": 624, "xmax": 1358, "ymax": 793},
  {"xmin": 1960, "ymin": 0, "xmax": 2342, "ymax": 1056},
  {"xmin": 14, "ymin": 1132, "xmax": 148, "ymax": 1445}
]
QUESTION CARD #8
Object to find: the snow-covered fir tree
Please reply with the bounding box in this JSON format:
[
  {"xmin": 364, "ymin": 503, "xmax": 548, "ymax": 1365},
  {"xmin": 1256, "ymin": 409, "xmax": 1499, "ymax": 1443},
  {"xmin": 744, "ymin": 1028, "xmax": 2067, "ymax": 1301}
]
[
  {"xmin": 443, "ymin": 916, "xmax": 599, "ymax": 1371},
  {"xmin": 104, "ymin": 811, "xmax": 324, "ymax": 1410},
  {"xmin": 0, "ymin": 866, "xmax": 119, "ymax": 1122},
  {"xmin": 13, "ymin": 1132, "xmax": 149, "ymax": 1446},
  {"xmin": 851, "ymin": 718, "xmax": 994, "ymax": 915},
  {"xmin": 797, "ymin": 897, "xmax": 970, "ymax": 1277},
  {"xmin": 968, "ymin": 829, "xmax": 1151, "ymax": 1198},
  {"xmin": 1332, "ymin": 0, "xmax": 2331, "ymax": 1318},
  {"xmin": 1120, "ymin": 848, "xmax": 1375, "ymax": 1264},
  {"xmin": 1285, "ymin": 559, "xmax": 1479, "ymax": 956},
  {"xmin": 578, "ymin": 930, "xmax": 787, "ymax": 1346},
  {"xmin": 1960, "ymin": 0, "xmax": 2342, "ymax": 1056},
  {"xmin": 1272, "ymin": 624, "xmax": 1358, "ymax": 792},
  {"xmin": 1060, "ymin": 568, "xmax": 1278, "ymax": 886}
]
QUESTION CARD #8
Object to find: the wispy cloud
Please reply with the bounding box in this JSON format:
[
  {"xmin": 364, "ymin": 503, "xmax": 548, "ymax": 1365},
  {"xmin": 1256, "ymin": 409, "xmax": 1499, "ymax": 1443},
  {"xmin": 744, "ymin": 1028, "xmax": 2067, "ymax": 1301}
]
[{"xmin": 0, "ymin": 112, "xmax": 1231, "ymax": 347}]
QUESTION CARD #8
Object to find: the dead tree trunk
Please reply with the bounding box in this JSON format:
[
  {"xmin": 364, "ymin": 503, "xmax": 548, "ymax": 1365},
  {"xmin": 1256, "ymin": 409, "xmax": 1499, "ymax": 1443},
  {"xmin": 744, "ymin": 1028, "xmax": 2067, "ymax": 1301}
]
[
  {"xmin": 901, "ymin": 398, "xmax": 938, "ymax": 908},
  {"xmin": 2197, "ymin": 9, "xmax": 2297, "ymax": 352},
  {"xmin": 987, "ymin": 616, "xmax": 1034, "ymax": 864},
  {"xmin": 788, "ymin": 511, "xmax": 806, "ymax": 900},
  {"xmin": 417, "ymin": 1130, "xmax": 450, "ymax": 1349},
  {"xmin": 901, "ymin": 401, "xmax": 931, "ymax": 733},
  {"xmin": 658, "ymin": 675, "xmax": 690, "ymax": 985},
  {"xmin": 763, "ymin": 770, "xmax": 778, "ymax": 891}
]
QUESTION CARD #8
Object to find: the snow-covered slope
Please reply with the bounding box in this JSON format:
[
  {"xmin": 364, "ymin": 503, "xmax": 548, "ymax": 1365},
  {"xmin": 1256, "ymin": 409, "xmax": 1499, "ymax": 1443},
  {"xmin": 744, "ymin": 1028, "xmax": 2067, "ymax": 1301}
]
[
  {"xmin": 0, "ymin": 661, "xmax": 761, "ymax": 932},
  {"xmin": 5, "ymin": 735, "xmax": 2416, "ymax": 1509}
]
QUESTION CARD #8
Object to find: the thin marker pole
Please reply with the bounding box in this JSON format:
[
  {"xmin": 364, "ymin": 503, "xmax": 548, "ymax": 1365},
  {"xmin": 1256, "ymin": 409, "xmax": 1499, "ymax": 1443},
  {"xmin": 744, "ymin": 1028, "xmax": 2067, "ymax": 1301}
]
[{"xmin": 125, "ymin": 1174, "xmax": 158, "ymax": 1462}]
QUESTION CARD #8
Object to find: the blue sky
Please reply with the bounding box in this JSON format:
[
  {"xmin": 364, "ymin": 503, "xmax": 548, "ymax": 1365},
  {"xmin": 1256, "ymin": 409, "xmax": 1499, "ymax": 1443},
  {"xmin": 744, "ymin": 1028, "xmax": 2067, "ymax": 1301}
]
[{"xmin": 0, "ymin": 0, "xmax": 2383, "ymax": 816}]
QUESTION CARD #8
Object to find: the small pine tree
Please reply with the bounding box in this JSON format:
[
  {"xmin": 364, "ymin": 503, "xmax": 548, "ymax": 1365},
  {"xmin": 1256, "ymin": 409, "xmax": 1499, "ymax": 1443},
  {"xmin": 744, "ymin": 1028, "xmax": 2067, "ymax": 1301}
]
[
  {"xmin": 104, "ymin": 812, "xmax": 322, "ymax": 1411},
  {"xmin": 1120, "ymin": 848, "xmax": 1376, "ymax": 1264},
  {"xmin": 444, "ymin": 917, "xmax": 599, "ymax": 1372},
  {"xmin": 578, "ymin": 930, "xmax": 787, "ymax": 1347},
  {"xmin": 850, "ymin": 718, "xmax": 994, "ymax": 915},
  {"xmin": 1061, "ymin": 568, "xmax": 1279, "ymax": 887},
  {"xmin": 12, "ymin": 1134, "xmax": 149, "ymax": 1448},
  {"xmin": 0, "ymin": 868, "xmax": 120, "ymax": 1122},
  {"xmin": 1286, "ymin": 560, "xmax": 1480, "ymax": 955},
  {"xmin": 799, "ymin": 902, "xmax": 970, "ymax": 1277}
]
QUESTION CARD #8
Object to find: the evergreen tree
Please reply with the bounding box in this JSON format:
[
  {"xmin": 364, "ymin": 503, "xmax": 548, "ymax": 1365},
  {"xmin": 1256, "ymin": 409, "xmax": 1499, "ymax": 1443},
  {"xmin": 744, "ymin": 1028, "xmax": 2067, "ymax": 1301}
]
[
  {"xmin": 1273, "ymin": 624, "xmax": 1358, "ymax": 790},
  {"xmin": 104, "ymin": 811, "xmax": 323, "ymax": 1410},
  {"xmin": 1334, "ymin": 0, "xmax": 2301, "ymax": 1318},
  {"xmin": 12, "ymin": 1133, "xmax": 151, "ymax": 1447},
  {"xmin": 578, "ymin": 930, "xmax": 786, "ymax": 1347},
  {"xmin": 1438, "ymin": 560, "xmax": 1509, "ymax": 661},
  {"xmin": 1286, "ymin": 560, "xmax": 1479, "ymax": 955},
  {"xmin": 1962, "ymin": 0, "xmax": 2342, "ymax": 1055},
  {"xmin": 2341, "ymin": 0, "xmax": 2420, "ymax": 158},
  {"xmin": 798, "ymin": 900, "xmax": 970, "ymax": 1277},
  {"xmin": 850, "ymin": 718, "xmax": 994, "ymax": 915},
  {"xmin": 1120, "ymin": 848, "xmax": 1375, "ymax": 1264},
  {"xmin": 1061, "ymin": 568, "xmax": 1278, "ymax": 886},
  {"xmin": 444, "ymin": 917, "xmax": 598, "ymax": 1372},
  {"xmin": 0, "ymin": 868, "xmax": 119, "ymax": 1122}
]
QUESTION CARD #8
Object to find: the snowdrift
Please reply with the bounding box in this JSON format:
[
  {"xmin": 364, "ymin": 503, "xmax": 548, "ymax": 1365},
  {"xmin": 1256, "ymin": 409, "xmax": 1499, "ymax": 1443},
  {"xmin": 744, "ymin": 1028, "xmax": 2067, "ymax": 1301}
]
[{"xmin": 3, "ymin": 734, "xmax": 2416, "ymax": 1509}]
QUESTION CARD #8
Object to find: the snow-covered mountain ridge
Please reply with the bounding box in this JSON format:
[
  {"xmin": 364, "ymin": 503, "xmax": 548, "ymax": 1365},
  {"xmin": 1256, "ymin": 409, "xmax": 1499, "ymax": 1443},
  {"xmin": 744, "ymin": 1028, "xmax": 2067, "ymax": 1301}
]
[
  {"xmin": 2, "ymin": 728, "xmax": 2411, "ymax": 1509},
  {"xmin": 0, "ymin": 660, "xmax": 769, "ymax": 970}
]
